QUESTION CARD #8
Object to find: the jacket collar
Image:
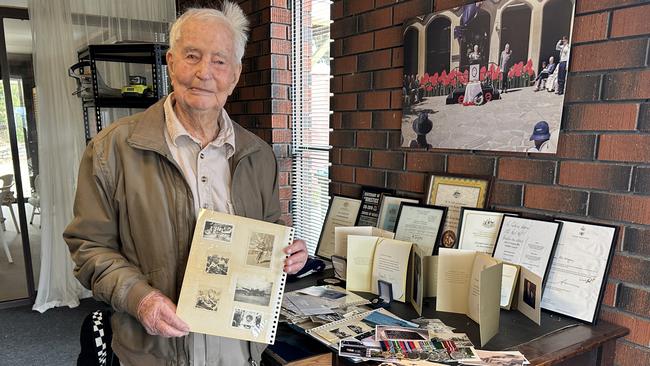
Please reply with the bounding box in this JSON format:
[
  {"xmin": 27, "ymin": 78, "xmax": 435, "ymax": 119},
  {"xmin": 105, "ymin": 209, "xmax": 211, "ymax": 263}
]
[{"xmin": 127, "ymin": 96, "xmax": 262, "ymax": 164}]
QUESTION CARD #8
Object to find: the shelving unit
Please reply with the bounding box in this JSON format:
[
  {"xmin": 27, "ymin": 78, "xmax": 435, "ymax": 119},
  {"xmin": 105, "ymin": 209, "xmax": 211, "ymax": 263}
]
[{"xmin": 76, "ymin": 43, "xmax": 169, "ymax": 141}]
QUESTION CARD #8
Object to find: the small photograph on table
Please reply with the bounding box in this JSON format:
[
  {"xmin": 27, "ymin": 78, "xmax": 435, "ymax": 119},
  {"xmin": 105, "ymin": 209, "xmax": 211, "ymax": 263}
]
[
  {"xmin": 401, "ymin": 1, "xmax": 575, "ymax": 153},
  {"xmin": 523, "ymin": 278, "xmax": 536, "ymax": 309},
  {"xmin": 375, "ymin": 325, "xmax": 429, "ymax": 341}
]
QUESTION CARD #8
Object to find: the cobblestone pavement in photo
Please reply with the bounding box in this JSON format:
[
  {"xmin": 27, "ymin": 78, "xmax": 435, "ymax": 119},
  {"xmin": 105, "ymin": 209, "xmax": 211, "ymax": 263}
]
[{"xmin": 401, "ymin": 85, "xmax": 564, "ymax": 152}]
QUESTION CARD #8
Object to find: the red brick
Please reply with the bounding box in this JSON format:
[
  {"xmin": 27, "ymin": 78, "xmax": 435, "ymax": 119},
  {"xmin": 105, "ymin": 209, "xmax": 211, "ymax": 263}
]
[
  {"xmin": 341, "ymin": 149, "xmax": 371, "ymax": 166},
  {"xmin": 332, "ymin": 93, "xmax": 357, "ymax": 111},
  {"xmin": 390, "ymin": 90, "xmax": 402, "ymax": 109},
  {"xmin": 270, "ymin": 24, "xmax": 287, "ymax": 39},
  {"xmin": 269, "ymin": 7, "xmax": 290, "ymax": 24},
  {"xmin": 572, "ymin": 12, "xmax": 609, "ymax": 43},
  {"xmin": 618, "ymin": 285, "xmax": 650, "ymax": 318},
  {"xmin": 359, "ymin": 7, "xmax": 392, "ymax": 32},
  {"xmin": 613, "ymin": 341, "xmax": 650, "ymax": 366},
  {"xmin": 375, "ymin": 0, "xmax": 396, "ymax": 7},
  {"xmin": 571, "ymin": 39, "xmax": 648, "ymax": 72},
  {"xmin": 599, "ymin": 135, "xmax": 650, "ymax": 163},
  {"xmin": 341, "ymin": 111, "xmax": 372, "ymax": 129},
  {"xmin": 392, "ymin": 46, "xmax": 403, "ymax": 67},
  {"xmin": 329, "ymin": 181, "xmax": 341, "ymax": 196},
  {"xmin": 524, "ymin": 185, "xmax": 588, "ymax": 215},
  {"xmin": 602, "ymin": 282, "xmax": 618, "ymax": 307},
  {"xmin": 344, "ymin": 0, "xmax": 375, "ymax": 15},
  {"xmin": 331, "ymin": 75, "xmax": 343, "ymax": 93},
  {"xmin": 374, "ymin": 68, "xmax": 403, "ymax": 89},
  {"xmin": 576, "ymin": 0, "xmax": 646, "ymax": 13},
  {"xmin": 331, "ymin": 16, "xmax": 358, "ymax": 41},
  {"xmin": 611, "ymin": 4, "xmax": 650, "ymax": 37},
  {"xmin": 342, "ymin": 32, "xmax": 375, "ymax": 55},
  {"xmin": 434, "ymin": 0, "xmax": 474, "ymax": 11},
  {"xmin": 330, "ymin": 148, "xmax": 341, "ymax": 165},
  {"xmin": 600, "ymin": 308, "xmax": 650, "ymax": 347},
  {"xmin": 623, "ymin": 227, "xmax": 650, "ymax": 256},
  {"xmin": 372, "ymin": 111, "xmax": 402, "ymax": 129},
  {"xmin": 342, "ymin": 73, "xmax": 372, "ymax": 92},
  {"xmin": 340, "ymin": 183, "xmax": 363, "ymax": 198},
  {"xmin": 558, "ymin": 161, "xmax": 631, "ymax": 191},
  {"xmin": 603, "ymin": 70, "xmax": 650, "ymax": 101},
  {"xmin": 447, "ymin": 155, "xmax": 495, "ymax": 176},
  {"xmin": 640, "ymin": 104, "xmax": 650, "ymax": 131},
  {"xmin": 374, "ymin": 26, "xmax": 403, "ymax": 49},
  {"xmin": 556, "ymin": 133, "xmax": 596, "ymax": 160},
  {"xmin": 330, "ymin": 130, "xmax": 355, "ymax": 147},
  {"xmin": 388, "ymin": 131, "xmax": 402, "ymax": 149},
  {"xmin": 330, "ymin": 165, "xmax": 354, "ymax": 183},
  {"xmin": 332, "ymin": 55, "xmax": 357, "ymax": 75},
  {"xmin": 358, "ymin": 91, "xmax": 391, "ymax": 110},
  {"xmin": 564, "ymin": 74, "xmax": 602, "ymax": 103},
  {"xmin": 490, "ymin": 182, "xmax": 523, "ymax": 207},
  {"xmin": 331, "ymin": 0, "xmax": 343, "ymax": 20},
  {"xmin": 279, "ymin": 186, "xmax": 292, "ymax": 200},
  {"xmin": 358, "ymin": 49, "xmax": 392, "ymax": 71},
  {"xmin": 589, "ymin": 192, "xmax": 650, "ymax": 225},
  {"xmin": 386, "ymin": 171, "xmax": 427, "ymax": 193},
  {"xmin": 393, "ymin": 0, "xmax": 431, "ymax": 24},
  {"xmin": 357, "ymin": 130, "xmax": 388, "ymax": 149},
  {"xmin": 564, "ymin": 103, "xmax": 639, "ymax": 131},
  {"xmin": 371, "ymin": 151, "xmax": 404, "ymax": 170},
  {"xmin": 355, "ymin": 167, "xmax": 386, "ymax": 187},
  {"xmin": 272, "ymin": 128, "xmax": 291, "ymax": 143},
  {"xmin": 498, "ymin": 158, "xmax": 556, "ymax": 184},
  {"xmin": 331, "ymin": 112, "xmax": 342, "ymax": 129},
  {"xmin": 405, "ymin": 152, "xmax": 446, "ymax": 172}
]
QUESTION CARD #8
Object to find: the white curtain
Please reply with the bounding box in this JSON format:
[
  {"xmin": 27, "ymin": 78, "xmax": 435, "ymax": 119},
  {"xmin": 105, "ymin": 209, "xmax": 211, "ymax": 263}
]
[{"xmin": 29, "ymin": 0, "xmax": 176, "ymax": 312}]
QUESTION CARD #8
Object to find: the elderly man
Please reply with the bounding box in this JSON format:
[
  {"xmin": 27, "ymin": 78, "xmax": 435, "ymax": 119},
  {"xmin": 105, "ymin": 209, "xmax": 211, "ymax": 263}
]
[
  {"xmin": 64, "ymin": 3, "xmax": 308, "ymax": 365},
  {"xmin": 499, "ymin": 43, "xmax": 512, "ymax": 94}
]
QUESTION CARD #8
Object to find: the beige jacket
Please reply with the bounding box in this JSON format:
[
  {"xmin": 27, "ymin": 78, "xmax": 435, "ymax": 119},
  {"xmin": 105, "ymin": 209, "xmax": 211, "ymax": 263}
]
[{"xmin": 64, "ymin": 98, "xmax": 280, "ymax": 365}]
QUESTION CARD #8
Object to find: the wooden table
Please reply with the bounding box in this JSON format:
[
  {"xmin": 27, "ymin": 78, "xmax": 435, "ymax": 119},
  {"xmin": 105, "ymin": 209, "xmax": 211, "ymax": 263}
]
[{"xmin": 265, "ymin": 270, "xmax": 628, "ymax": 365}]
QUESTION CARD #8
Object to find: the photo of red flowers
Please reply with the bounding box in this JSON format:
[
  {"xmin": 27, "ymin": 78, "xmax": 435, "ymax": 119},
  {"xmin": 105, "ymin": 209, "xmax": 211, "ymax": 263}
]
[{"xmin": 402, "ymin": 0, "xmax": 575, "ymax": 153}]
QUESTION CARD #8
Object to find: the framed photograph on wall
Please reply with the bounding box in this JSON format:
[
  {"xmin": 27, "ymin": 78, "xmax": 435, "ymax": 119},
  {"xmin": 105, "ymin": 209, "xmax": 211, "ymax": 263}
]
[
  {"xmin": 376, "ymin": 195, "xmax": 419, "ymax": 232},
  {"xmin": 393, "ymin": 203, "xmax": 447, "ymax": 255},
  {"xmin": 541, "ymin": 220, "xmax": 618, "ymax": 324},
  {"xmin": 401, "ymin": 1, "xmax": 575, "ymax": 153},
  {"xmin": 426, "ymin": 175, "xmax": 490, "ymax": 249},
  {"xmin": 315, "ymin": 196, "xmax": 362, "ymax": 260}
]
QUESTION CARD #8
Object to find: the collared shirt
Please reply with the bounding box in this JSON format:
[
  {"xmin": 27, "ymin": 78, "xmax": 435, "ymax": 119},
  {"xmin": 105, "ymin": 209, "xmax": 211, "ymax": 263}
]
[
  {"xmin": 163, "ymin": 93, "xmax": 235, "ymax": 215},
  {"xmin": 164, "ymin": 93, "xmax": 249, "ymax": 366}
]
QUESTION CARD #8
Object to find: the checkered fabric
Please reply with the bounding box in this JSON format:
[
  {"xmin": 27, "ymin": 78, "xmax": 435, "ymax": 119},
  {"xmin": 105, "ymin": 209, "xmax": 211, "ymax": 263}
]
[{"xmin": 91, "ymin": 310, "xmax": 109, "ymax": 366}]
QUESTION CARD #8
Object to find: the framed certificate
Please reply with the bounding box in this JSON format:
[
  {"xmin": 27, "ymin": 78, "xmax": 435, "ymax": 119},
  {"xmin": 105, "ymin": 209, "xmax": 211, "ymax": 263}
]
[
  {"xmin": 315, "ymin": 196, "xmax": 362, "ymax": 260},
  {"xmin": 376, "ymin": 195, "xmax": 419, "ymax": 231},
  {"xmin": 457, "ymin": 208, "xmax": 516, "ymax": 254},
  {"xmin": 541, "ymin": 220, "xmax": 617, "ymax": 324},
  {"xmin": 492, "ymin": 216, "xmax": 562, "ymax": 281},
  {"xmin": 356, "ymin": 186, "xmax": 395, "ymax": 227},
  {"xmin": 393, "ymin": 203, "xmax": 447, "ymax": 255},
  {"xmin": 426, "ymin": 175, "xmax": 490, "ymax": 249}
]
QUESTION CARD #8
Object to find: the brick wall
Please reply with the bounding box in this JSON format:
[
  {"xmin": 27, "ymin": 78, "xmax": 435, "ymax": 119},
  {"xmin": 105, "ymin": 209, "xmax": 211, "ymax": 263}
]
[
  {"xmin": 330, "ymin": 0, "xmax": 650, "ymax": 363},
  {"xmin": 176, "ymin": 0, "xmax": 293, "ymax": 224}
]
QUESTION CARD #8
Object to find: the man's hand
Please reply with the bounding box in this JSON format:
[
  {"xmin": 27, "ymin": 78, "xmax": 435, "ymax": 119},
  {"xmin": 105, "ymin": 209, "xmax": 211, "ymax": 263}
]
[
  {"xmin": 284, "ymin": 239, "xmax": 308, "ymax": 274},
  {"xmin": 136, "ymin": 290, "xmax": 190, "ymax": 337}
]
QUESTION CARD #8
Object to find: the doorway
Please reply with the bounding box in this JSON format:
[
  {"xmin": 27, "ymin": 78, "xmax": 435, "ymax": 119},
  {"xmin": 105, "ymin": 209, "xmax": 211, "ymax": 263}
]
[{"xmin": 0, "ymin": 8, "xmax": 39, "ymax": 307}]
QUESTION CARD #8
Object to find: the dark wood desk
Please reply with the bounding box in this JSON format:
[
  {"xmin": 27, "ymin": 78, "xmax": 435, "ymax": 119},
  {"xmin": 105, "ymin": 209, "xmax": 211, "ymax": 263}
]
[{"xmin": 266, "ymin": 270, "xmax": 628, "ymax": 366}]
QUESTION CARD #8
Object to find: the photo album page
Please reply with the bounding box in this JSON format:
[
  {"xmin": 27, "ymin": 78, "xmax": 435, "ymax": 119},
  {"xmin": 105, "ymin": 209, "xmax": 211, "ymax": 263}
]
[{"xmin": 176, "ymin": 209, "xmax": 294, "ymax": 344}]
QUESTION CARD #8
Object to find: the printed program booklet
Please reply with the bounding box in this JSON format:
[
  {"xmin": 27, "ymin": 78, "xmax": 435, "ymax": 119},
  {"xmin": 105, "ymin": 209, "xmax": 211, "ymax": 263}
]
[{"xmin": 176, "ymin": 209, "xmax": 294, "ymax": 344}]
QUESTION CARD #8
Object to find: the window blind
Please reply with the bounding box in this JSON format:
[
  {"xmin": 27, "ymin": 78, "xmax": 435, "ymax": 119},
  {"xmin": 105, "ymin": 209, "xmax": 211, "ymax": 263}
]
[{"xmin": 291, "ymin": 0, "xmax": 331, "ymax": 255}]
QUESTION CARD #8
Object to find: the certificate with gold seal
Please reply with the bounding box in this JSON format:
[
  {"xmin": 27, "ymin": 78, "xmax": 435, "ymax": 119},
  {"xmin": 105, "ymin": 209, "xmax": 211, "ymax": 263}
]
[{"xmin": 426, "ymin": 175, "xmax": 490, "ymax": 250}]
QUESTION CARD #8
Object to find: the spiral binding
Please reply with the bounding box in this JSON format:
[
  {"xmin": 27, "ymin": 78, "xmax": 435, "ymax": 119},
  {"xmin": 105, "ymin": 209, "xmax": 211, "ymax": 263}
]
[
  {"xmin": 267, "ymin": 227, "xmax": 294, "ymax": 344},
  {"xmin": 305, "ymin": 309, "xmax": 378, "ymax": 334}
]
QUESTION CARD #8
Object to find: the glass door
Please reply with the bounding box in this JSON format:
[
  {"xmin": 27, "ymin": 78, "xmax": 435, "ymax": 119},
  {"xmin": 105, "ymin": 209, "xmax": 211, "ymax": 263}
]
[{"xmin": 0, "ymin": 12, "xmax": 37, "ymax": 305}]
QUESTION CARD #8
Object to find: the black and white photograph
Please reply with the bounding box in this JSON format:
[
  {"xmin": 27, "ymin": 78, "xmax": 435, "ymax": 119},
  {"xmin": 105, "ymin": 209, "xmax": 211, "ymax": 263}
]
[
  {"xmin": 231, "ymin": 307, "xmax": 263, "ymax": 330},
  {"xmin": 234, "ymin": 277, "xmax": 273, "ymax": 306},
  {"xmin": 202, "ymin": 220, "xmax": 234, "ymax": 242},
  {"xmin": 523, "ymin": 278, "xmax": 536, "ymax": 309},
  {"xmin": 204, "ymin": 253, "xmax": 230, "ymax": 275},
  {"xmin": 375, "ymin": 325, "xmax": 428, "ymax": 341},
  {"xmin": 347, "ymin": 324, "xmax": 364, "ymax": 334},
  {"xmin": 330, "ymin": 328, "xmax": 351, "ymax": 339},
  {"xmin": 246, "ymin": 232, "xmax": 275, "ymax": 268},
  {"xmin": 195, "ymin": 287, "xmax": 221, "ymax": 312},
  {"xmin": 402, "ymin": 0, "xmax": 575, "ymax": 153}
]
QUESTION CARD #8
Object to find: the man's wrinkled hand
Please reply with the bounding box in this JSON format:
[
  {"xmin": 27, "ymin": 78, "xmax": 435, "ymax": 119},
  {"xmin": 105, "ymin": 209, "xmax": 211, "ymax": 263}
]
[
  {"xmin": 284, "ymin": 239, "xmax": 308, "ymax": 274},
  {"xmin": 136, "ymin": 291, "xmax": 190, "ymax": 337}
]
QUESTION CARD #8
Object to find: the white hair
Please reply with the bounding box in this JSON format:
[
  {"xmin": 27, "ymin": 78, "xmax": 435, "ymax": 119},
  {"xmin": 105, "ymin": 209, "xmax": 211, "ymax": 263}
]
[{"xmin": 169, "ymin": 1, "xmax": 250, "ymax": 64}]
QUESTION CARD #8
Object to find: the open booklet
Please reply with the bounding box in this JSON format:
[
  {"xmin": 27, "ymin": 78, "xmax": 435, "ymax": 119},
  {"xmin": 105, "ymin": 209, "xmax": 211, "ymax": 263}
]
[
  {"xmin": 346, "ymin": 236, "xmax": 412, "ymax": 302},
  {"xmin": 436, "ymin": 249, "xmax": 503, "ymax": 346},
  {"xmin": 176, "ymin": 209, "xmax": 294, "ymax": 344}
]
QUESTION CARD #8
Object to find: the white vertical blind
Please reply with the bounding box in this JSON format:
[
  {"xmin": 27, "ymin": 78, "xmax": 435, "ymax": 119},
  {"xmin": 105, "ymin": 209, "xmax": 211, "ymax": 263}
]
[{"xmin": 291, "ymin": 0, "xmax": 331, "ymax": 255}]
